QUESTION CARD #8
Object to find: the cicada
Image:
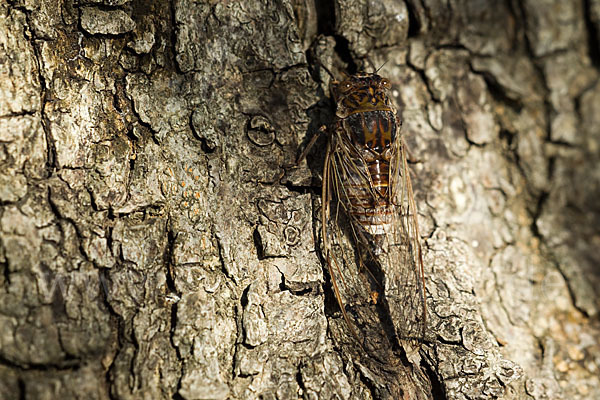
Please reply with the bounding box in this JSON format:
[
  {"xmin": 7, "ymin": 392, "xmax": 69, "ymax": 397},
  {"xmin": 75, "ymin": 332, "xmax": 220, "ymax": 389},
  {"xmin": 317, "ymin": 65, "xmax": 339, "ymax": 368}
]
[{"xmin": 318, "ymin": 71, "xmax": 427, "ymax": 345}]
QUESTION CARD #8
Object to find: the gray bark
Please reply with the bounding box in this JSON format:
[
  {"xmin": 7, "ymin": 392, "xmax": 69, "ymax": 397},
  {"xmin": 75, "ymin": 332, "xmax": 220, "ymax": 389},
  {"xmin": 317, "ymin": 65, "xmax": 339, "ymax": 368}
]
[{"xmin": 0, "ymin": 0, "xmax": 599, "ymax": 399}]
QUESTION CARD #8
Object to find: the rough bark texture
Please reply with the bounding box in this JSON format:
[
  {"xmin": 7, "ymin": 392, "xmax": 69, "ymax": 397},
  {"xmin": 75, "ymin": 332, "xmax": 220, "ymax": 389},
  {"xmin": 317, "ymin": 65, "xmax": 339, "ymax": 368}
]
[{"xmin": 0, "ymin": 0, "xmax": 599, "ymax": 399}]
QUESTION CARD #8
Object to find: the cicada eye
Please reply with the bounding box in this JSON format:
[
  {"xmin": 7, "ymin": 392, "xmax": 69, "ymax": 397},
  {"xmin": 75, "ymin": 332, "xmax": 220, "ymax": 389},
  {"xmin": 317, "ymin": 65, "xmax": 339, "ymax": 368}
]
[{"xmin": 337, "ymin": 81, "xmax": 353, "ymax": 94}]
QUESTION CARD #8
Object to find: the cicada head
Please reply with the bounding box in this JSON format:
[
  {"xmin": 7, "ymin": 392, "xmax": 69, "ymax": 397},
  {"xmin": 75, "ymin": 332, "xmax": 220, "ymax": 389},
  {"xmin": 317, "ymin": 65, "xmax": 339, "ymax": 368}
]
[{"xmin": 331, "ymin": 73, "xmax": 393, "ymax": 117}]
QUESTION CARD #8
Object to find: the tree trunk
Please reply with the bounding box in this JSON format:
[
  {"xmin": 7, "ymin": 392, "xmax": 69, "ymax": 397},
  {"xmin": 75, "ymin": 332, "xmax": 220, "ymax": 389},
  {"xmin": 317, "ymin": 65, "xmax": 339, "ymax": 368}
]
[{"xmin": 1, "ymin": 0, "xmax": 599, "ymax": 399}]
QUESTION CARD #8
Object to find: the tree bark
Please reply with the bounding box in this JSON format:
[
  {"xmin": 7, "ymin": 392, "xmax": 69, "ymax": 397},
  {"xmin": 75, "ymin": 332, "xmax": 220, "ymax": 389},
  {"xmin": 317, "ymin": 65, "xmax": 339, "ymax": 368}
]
[{"xmin": 1, "ymin": 0, "xmax": 599, "ymax": 399}]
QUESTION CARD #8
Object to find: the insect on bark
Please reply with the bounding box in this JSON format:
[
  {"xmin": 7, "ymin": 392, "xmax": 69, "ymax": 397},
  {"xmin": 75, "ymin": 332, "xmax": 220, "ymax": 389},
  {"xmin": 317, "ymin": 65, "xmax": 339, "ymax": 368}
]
[{"xmin": 316, "ymin": 71, "xmax": 427, "ymax": 345}]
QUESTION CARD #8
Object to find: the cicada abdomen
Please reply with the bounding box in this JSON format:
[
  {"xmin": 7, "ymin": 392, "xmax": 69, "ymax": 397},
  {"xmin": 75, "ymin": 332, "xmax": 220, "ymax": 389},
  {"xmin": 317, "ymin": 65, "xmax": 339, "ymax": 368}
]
[
  {"xmin": 335, "ymin": 111, "xmax": 397, "ymax": 252},
  {"xmin": 322, "ymin": 72, "xmax": 426, "ymax": 344}
]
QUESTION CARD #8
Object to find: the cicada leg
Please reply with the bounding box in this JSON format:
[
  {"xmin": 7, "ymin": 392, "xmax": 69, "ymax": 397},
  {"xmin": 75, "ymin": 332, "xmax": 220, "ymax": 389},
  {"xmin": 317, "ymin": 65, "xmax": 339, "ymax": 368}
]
[{"xmin": 275, "ymin": 125, "xmax": 328, "ymax": 183}]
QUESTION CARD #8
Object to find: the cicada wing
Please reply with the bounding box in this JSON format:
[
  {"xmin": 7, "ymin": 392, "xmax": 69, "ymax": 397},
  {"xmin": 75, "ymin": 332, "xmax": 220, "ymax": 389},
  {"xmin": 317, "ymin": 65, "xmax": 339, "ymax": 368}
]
[
  {"xmin": 384, "ymin": 135, "xmax": 427, "ymax": 341},
  {"xmin": 335, "ymin": 132, "xmax": 427, "ymax": 342},
  {"xmin": 321, "ymin": 138, "xmax": 364, "ymax": 345},
  {"xmin": 322, "ymin": 132, "xmax": 389, "ymax": 349},
  {"xmin": 322, "ymin": 128, "xmax": 426, "ymax": 349}
]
